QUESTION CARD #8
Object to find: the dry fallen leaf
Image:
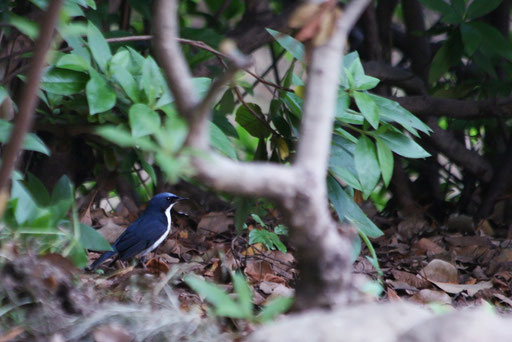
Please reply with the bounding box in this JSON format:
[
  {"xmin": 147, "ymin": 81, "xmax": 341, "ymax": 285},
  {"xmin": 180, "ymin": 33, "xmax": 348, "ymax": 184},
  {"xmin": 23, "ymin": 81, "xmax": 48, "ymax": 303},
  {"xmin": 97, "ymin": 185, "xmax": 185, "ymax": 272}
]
[
  {"xmin": 420, "ymin": 259, "xmax": 458, "ymax": 283},
  {"xmin": 411, "ymin": 289, "xmax": 452, "ymax": 305},
  {"xmin": 197, "ymin": 212, "xmax": 233, "ymax": 235},
  {"xmin": 430, "ymin": 280, "xmax": 493, "ymax": 296}
]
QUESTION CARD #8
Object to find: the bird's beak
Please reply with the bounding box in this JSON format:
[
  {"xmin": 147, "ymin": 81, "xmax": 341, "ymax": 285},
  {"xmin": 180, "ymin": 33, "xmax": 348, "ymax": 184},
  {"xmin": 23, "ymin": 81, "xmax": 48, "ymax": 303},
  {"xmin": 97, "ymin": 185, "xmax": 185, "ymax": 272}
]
[{"xmin": 177, "ymin": 196, "xmax": 187, "ymax": 202}]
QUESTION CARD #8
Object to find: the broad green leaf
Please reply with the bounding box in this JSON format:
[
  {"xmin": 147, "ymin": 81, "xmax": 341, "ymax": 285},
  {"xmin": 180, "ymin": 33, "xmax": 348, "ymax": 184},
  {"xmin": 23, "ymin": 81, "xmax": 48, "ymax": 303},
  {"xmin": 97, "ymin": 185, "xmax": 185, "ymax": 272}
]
[
  {"xmin": 79, "ymin": 223, "xmax": 113, "ymax": 251},
  {"xmin": 25, "ymin": 173, "xmax": 50, "ymax": 206},
  {"xmin": 184, "ymin": 275, "xmax": 247, "ymax": 318},
  {"xmin": 354, "ymin": 135, "xmax": 380, "ymax": 199},
  {"xmin": 50, "ymin": 175, "xmax": 73, "ymax": 220},
  {"xmin": 327, "ymin": 175, "xmax": 383, "ymax": 238},
  {"xmin": 110, "ymin": 49, "xmax": 131, "ymax": 69},
  {"xmin": 460, "ymin": 23, "xmax": 481, "ymax": 57},
  {"xmin": 9, "ymin": 14, "xmax": 39, "ymax": 40},
  {"xmin": 429, "ymin": 32, "xmax": 463, "ymax": 83},
  {"xmin": 375, "ymin": 137, "xmax": 393, "ymax": 187},
  {"xmin": 56, "ymin": 54, "xmax": 90, "ymax": 72},
  {"xmin": 378, "ymin": 131, "xmax": 431, "ymax": 158},
  {"xmin": 369, "ymin": 94, "xmax": 431, "ymax": 135},
  {"xmin": 329, "ymin": 166, "xmax": 362, "ymax": 190},
  {"xmin": 466, "ymin": 0, "xmax": 502, "ymax": 20},
  {"xmin": 0, "ymin": 119, "xmax": 50, "ymax": 155},
  {"xmin": 353, "ymin": 91, "xmax": 379, "ymax": 129},
  {"xmin": 154, "ymin": 115, "xmax": 188, "ymax": 152},
  {"xmin": 257, "ymin": 296, "xmax": 293, "ymax": 323},
  {"xmin": 141, "ymin": 57, "xmax": 162, "ymax": 104},
  {"xmin": 347, "ymin": 57, "xmax": 380, "ymax": 90},
  {"xmin": 210, "ymin": 122, "xmax": 237, "ymax": 159},
  {"xmin": 68, "ymin": 242, "xmax": 89, "ymax": 268},
  {"xmin": 470, "ymin": 21, "xmax": 512, "ymax": 60},
  {"xmin": 111, "ymin": 66, "xmax": 140, "ymax": 103},
  {"xmin": 129, "ymin": 103, "xmax": 160, "ymax": 138},
  {"xmin": 87, "ymin": 21, "xmax": 111, "ymax": 72},
  {"xmin": 235, "ymin": 104, "xmax": 271, "ymax": 139},
  {"xmin": 11, "ymin": 179, "xmax": 39, "ymax": 225},
  {"xmin": 86, "ymin": 69, "xmax": 116, "ymax": 114},
  {"xmin": 232, "ymin": 273, "xmax": 253, "ymax": 318},
  {"xmin": 96, "ymin": 125, "xmax": 158, "ymax": 151},
  {"xmin": 41, "ymin": 67, "xmax": 87, "ymax": 95},
  {"xmin": 419, "ymin": 0, "xmax": 463, "ymax": 24},
  {"xmin": 283, "ymin": 93, "xmax": 303, "ymax": 118},
  {"xmin": 266, "ymin": 28, "xmax": 304, "ymax": 61}
]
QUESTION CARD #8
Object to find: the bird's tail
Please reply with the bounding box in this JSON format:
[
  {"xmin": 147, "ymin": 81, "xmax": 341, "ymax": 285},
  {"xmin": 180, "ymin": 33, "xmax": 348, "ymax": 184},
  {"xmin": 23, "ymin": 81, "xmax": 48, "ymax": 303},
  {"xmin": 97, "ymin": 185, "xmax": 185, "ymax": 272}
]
[{"xmin": 86, "ymin": 251, "xmax": 116, "ymax": 271}]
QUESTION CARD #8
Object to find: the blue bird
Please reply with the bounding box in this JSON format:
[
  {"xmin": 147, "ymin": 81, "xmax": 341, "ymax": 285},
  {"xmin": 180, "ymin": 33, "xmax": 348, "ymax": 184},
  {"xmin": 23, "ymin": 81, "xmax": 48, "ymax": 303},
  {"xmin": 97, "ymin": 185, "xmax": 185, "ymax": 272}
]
[{"xmin": 87, "ymin": 192, "xmax": 184, "ymax": 271}]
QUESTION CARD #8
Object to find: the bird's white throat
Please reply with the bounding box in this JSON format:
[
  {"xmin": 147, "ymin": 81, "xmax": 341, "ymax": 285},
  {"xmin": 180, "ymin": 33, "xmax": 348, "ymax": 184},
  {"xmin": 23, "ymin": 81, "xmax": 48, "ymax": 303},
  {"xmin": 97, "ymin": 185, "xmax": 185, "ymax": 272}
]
[{"xmin": 140, "ymin": 203, "xmax": 176, "ymax": 257}]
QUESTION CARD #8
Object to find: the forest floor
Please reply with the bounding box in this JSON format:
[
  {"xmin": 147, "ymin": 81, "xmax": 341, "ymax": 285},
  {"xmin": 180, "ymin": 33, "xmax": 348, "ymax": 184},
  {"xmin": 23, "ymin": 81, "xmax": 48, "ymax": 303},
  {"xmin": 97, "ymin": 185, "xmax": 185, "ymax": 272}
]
[{"xmin": 2, "ymin": 191, "xmax": 512, "ymax": 341}]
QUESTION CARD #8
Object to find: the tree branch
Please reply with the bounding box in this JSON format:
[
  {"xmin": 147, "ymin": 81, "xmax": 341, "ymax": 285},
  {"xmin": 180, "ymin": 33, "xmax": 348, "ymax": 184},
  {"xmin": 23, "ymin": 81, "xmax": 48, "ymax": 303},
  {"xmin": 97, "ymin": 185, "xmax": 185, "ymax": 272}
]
[{"xmin": 154, "ymin": 0, "xmax": 371, "ymax": 310}]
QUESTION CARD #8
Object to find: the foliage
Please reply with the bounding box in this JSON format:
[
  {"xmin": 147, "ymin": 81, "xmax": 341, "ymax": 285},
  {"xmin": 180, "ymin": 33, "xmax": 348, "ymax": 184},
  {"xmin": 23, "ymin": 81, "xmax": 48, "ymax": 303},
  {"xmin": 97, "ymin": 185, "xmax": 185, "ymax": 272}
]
[
  {"xmin": 1, "ymin": 173, "xmax": 111, "ymax": 267},
  {"xmin": 248, "ymin": 214, "xmax": 288, "ymax": 253},
  {"xmin": 184, "ymin": 272, "xmax": 293, "ymax": 323}
]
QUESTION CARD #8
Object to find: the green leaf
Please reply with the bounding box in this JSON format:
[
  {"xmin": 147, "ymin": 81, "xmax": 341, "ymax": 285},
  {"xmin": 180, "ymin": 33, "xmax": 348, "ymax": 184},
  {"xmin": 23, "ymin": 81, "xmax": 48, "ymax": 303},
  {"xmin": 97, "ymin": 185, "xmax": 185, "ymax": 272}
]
[
  {"xmin": 327, "ymin": 175, "xmax": 383, "ymax": 238},
  {"xmin": 257, "ymin": 296, "xmax": 293, "ymax": 323},
  {"xmin": 9, "ymin": 14, "xmax": 39, "ymax": 40},
  {"xmin": 346, "ymin": 57, "xmax": 380, "ymax": 90},
  {"xmin": 56, "ymin": 54, "xmax": 90, "ymax": 72},
  {"xmin": 249, "ymin": 229, "xmax": 287, "ymax": 253},
  {"xmin": 470, "ymin": 21, "xmax": 512, "ymax": 60},
  {"xmin": 96, "ymin": 125, "xmax": 158, "ymax": 151},
  {"xmin": 111, "ymin": 66, "xmax": 140, "ymax": 103},
  {"xmin": 41, "ymin": 67, "xmax": 87, "ymax": 95},
  {"xmin": 251, "ymin": 213, "xmax": 266, "ymax": 228},
  {"xmin": 235, "ymin": 104, "xmax": 272, "ymax": 139},
  {"xmin": 274, "ymin": 224, "xmax": 288, "ymax": 235},
  {"xmin": 50, "ymin": 175, "xmax": 73, "ymax": 221},
  {"xmin": 87, "ymin": 21, "xmax": 111, "ymax": 72},
  {"xmin": 68, "ymin": 242, "xmax": 89, "ymax": 268},
  {"xmin": 418, "ymin": 0, "xmax": 463, "ymax": 24},
  {"xmin": 0, "ymin": 119, "xmax": 50, "ymax": 155},
  {"xmin": 266, "ymin": 28, "xmax": 304, "ymax": 61},
  {"xmin": 129, "ymin": 103, "xmax": 160, "ymax": 138},
  {"xmin": 375, "ymin": 138, "xmax": 393, "ymax": 187},
  {"xmin": 0, "ymin": 86, "xmax": 7, "ymax": 105},
  {"xmin": 369, "ymin": 94, "xmax": 431, "ymax": 135},
  {"xmin": 460, "ymin": 23, "xmax": 481, "ymax": 57},
  {"xmin": 353, "ymin": 91, "xmax": 379, "ymax": 129},
  {"xmin": 466, "ymin": 0, "xmax": 502, "ymax": 20},
  {"xmin": 86, "ymin": 69, "xmax": 116, "ymax": 114},
  {"xmin": 378, "ymin": 131, "xmax": 431, "ymax": 158},
  {"xmin": 232, "ymin": 272, "xmax": 253, "ymax": 318},
  {"xmin": 79, "ymin": 223, "xmax": 113, "ymax": 251},
  {"xmin": 429, "ymin": 32, "xmax": 463, "ymax": 83},
  {"xmin": 11, "ymin": 179, "xmax": 39, "ymax": 225},
  {"xmin": 184, "ymin": 275, "xmax": 247, "ymax": 319},
  {"xmin": 25, "ymin": 173, "xmax": 50, "ymax": 206},
  {"xmin": 329, "ymin": 166, "xmax": 362, "ymax": 190},
  {"xmin": 234, "ymin": 197, "xmax": 253, "ymax": 234},
  {"xmin": 354, "ymin": 135, "xmax": 380, "ymax": 199},
  {"xmin": 210, "ymin": 122, "xmax": 237, "ymax": 159},
  {"xmin": 141, "ymin": 57, "xmax": 162, "ymax": 104}
]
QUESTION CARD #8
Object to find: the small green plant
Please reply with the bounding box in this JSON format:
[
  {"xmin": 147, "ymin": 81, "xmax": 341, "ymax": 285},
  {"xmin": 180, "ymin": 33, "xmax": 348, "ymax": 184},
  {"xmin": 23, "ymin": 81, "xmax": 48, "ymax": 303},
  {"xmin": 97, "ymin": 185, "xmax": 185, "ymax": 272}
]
[
  {"xmin": 1, "ymin": 173, "xmax": 112, "ymax": 267},
  {"xmin": 248, "ymin": 214, "xmax": 287, "ymax": 253},
  {"xmin": 184, "ymin": 272, "xmax": 293, "ymax": 323}
]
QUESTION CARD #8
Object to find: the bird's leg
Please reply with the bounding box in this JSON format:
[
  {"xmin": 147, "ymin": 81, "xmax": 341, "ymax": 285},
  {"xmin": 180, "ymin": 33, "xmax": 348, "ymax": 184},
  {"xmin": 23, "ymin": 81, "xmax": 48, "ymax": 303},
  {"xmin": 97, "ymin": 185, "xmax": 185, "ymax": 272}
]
[{"xmin": 139, "ymin": 255, "xmax": 148, "ymax": 269}]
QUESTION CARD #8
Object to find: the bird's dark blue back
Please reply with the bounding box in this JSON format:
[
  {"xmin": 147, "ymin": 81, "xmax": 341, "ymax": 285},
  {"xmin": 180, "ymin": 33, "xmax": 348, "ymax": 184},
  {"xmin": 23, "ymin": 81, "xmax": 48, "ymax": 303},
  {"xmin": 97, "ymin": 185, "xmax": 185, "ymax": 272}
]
[{"xmin": 112, "ymin": 207, "xmax": 169, "ymax": 261}]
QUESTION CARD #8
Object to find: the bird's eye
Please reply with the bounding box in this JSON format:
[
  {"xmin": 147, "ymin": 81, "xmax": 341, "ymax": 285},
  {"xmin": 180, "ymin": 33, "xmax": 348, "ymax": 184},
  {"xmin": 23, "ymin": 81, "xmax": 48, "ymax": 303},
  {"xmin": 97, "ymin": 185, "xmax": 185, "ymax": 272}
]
[{"xmin": 166, "ymin": 197, "xmax": 172, "ymax": 201}]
